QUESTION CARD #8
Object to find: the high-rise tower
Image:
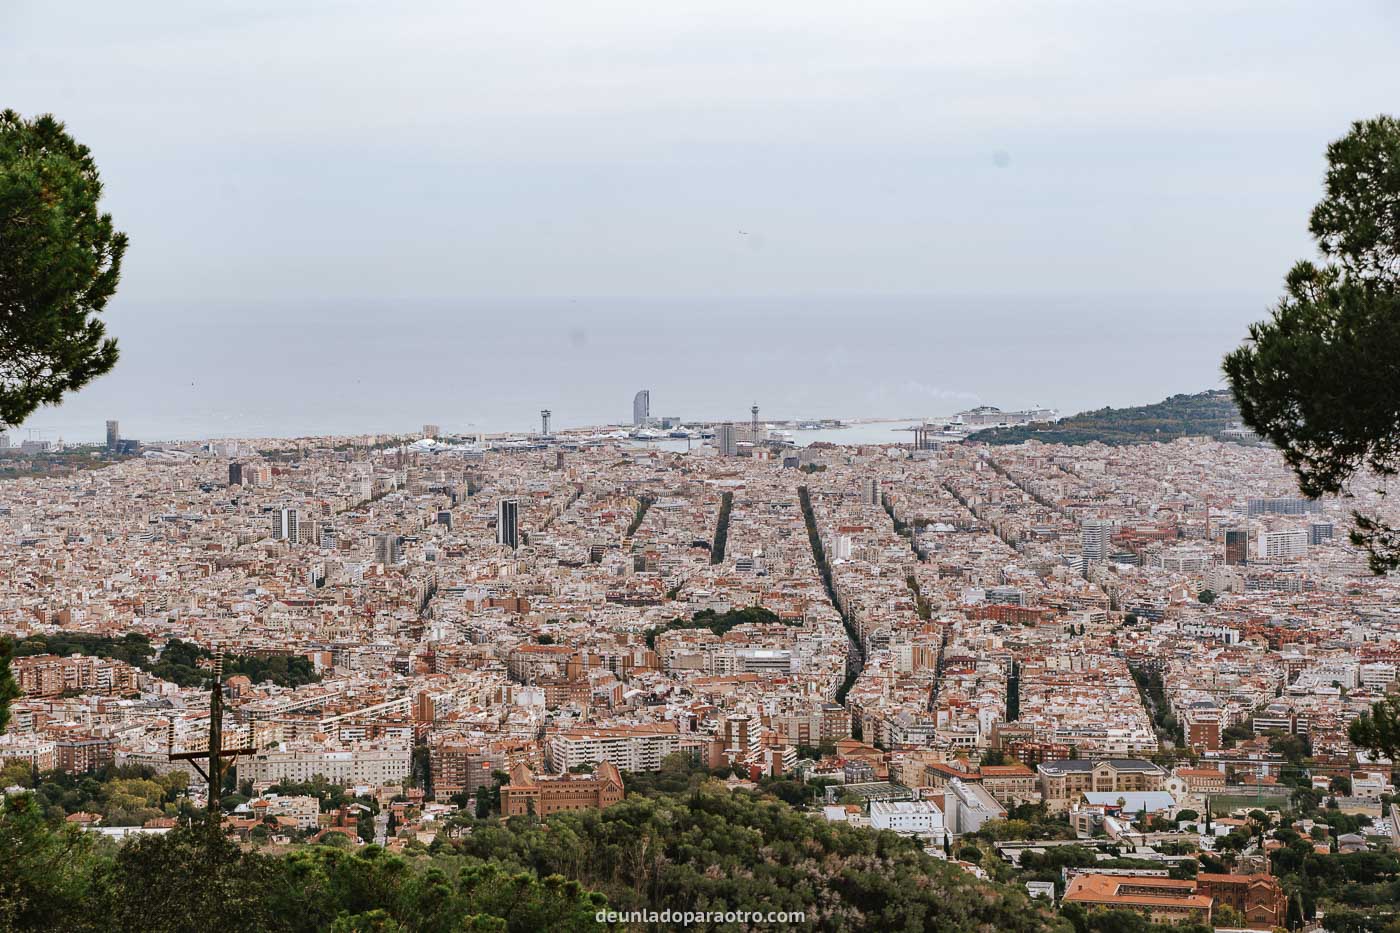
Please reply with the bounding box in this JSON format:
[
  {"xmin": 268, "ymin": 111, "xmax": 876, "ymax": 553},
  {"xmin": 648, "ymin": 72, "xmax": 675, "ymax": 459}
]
[
  {"xmin": 717, "ymin": 423, "xmax": 737, "ymax": 457},
  {"xmin": 497, "ymin": 497, "xmax": 520, "ymax": 550},
  {"xmin": 632, "ymin": 390, "xmax": 650, "ymax": 427}
]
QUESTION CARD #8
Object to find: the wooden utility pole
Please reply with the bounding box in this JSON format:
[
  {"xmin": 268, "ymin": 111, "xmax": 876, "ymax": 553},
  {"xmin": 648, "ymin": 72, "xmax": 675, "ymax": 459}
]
[{"xmin": 167, "ymin": 648, "xmax": 257, "ymax": 815}]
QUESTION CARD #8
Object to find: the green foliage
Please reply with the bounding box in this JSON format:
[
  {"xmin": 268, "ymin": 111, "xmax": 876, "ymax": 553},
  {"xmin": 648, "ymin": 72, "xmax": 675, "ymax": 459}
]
[
  {"xmin": 1006, "ymin": 659, "xmax": 1021, "ymax": 722},
  {"xmin": 1270, "ymin": 831, "xmax": 1400, "ymax": 927},
  {"xmin": 623, "ymin": 494, "xmax": 653, "ymax": 538},
  {"xmin": 0, "ymin": 806, "xmax": 609, "ymax": 933},
  {"xmin": 11, "ymin": 631, "xmax": 155, "ymax": 668},
  {"xmin": 1060, "ymin": 901, "xmax": 1212, "ymax": 933},
  {"xmin": 1351, "ymin": 695, "xmax": 1400, "ymax": 760},
  {"xmin": 148, "ymin": 639, "xmax": 320, "ymax": 689},
  {"xmin": 445, "ymin": 782, "xmax": 1061, "ymax": 931},
  {"xmin": 1224, "ymin": 115, "xmax": 1400, "ymax": 572},
  {"xmin": 9, "ymin": 633, "xmax": 318, "ymax": 690},
  {"xmin": 267, "ymin": 776, "xmax": 349, "ymax": 813},
  {"xmin": 0, "ymin": 637, "xmax": 19, "ymax": 734},
  {"xmin": 0, "ymin": 793, "xmax": 99, "ymax": 930},
  {"xmin": 1196, "ymin": 588, "xmax": 1216, "ymax": 604},
  {"xmin": 7, "ymin": 763, "xmax": 191, "ymax": 825},
  {"xmin": 0, "ymin": 110, "xmax": 127, "ymax": 429},
  {"xmin": 978, "ymin": 390, "xmax": 1244, "ymax": 447},
  {"xmin": 642, "ymin": 605, "xmax": 788, "ymax": 649},
  {"xmin": 1129, "ymin": 664, "xmax": 1183, "ymax": 747},
  {"xmin": 710, "ymin": 491, "xmax": 733, "ymax": 564}
]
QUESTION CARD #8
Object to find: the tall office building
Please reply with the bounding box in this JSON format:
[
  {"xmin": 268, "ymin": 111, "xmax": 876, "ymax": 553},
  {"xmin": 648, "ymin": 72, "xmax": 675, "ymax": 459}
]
[
  {"xmin": 0, "ymin": 432, "xmax": 10, "ymax": 449},
  {"xmin": 228, "ymin": 462, "xmax": 244, "ymax": 486},
  {"xmin": 374, "ymin": 533, "xmax": 401, "ymax": 565},
  {"xmin": 272, "ymin": 508, "xmax": 298, "ymax": 542},
  {"xmin": 632, "ymin": 390, "xmax": 650, "ymax": 427},
  {"xmin": 540, "ymin": 410, "xmax": 551, "ymax": 435},
  {"xmin": 716, "ymin": 422, "xmax": 737, "ymax": 457},
  {"xmin": 1309, "ymin": 521, "xmax": 1334, "ymax": 545},
  {"xmin": 1081, "ymin": 519, "xmax": 1112, "ymax": 561},
  {"xmin": 497, "ymin": 497, "xmax": 520, "ymax": 550},
  {"xmin": 1224, "ymin": 529, "xmax": 1249, "ymax": 566},
  {"xmin": 863, "ymin": 478, "xmax": 879, "ymax": 506},
  {"xmin": 105, "ymin": 420, "xmax": 119, "ymax": 451}
]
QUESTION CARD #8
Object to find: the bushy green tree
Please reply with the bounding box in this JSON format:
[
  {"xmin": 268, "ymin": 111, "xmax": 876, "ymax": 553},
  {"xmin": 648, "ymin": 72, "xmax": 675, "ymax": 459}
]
[
  {"xmin": 1224, "ymin": 115, "xmax": 1400, "ymax": 573},
  {"xmin": 0, "ymin": 110, "xmax": 127, "ymax": 429},
  {"xmin": 0, "ymin": 793, "xmax": 97, "ymax": 929},
  {"xmin": 0, "ymin": 637, "xmax": 19, "ymax": 734}
]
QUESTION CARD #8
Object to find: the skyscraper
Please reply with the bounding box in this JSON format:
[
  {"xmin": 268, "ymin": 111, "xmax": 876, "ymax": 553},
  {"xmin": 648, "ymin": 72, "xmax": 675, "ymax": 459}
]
[
  {"xmin": 228, "ymin": 462, "xmax": 244, "ymax": 486},
  {"xmin": 497, "ymin": 497, "xmax": 520, "ymax": 550},
  {"xmin": 1081, "ymin": 519, "xmax": 1112, "ymax": 561},
  {"xmin": 540, "ymin": 410, "xmax": 551, "ymax": 435},
  {"xmin": 272, "ymin": 508, "xmax": 298, "ymax": 542},
  {"xmin": 716, "ymin": 423, "xmax": 737, "ymax": 457},
  {"xmin": 106, "ymin": 420, "xmax": 119, "ymax": 451},
  {"xmin": 632, "ymin": 390, "xmax": 650, "ymax": 427},
  {"xmin": 1309, "ymin": 521, "xmax": 1334, "ymax": 545},
  {"xmin": 1224, "ymin": 529, "xmax": 1249, "ymax": 566}
]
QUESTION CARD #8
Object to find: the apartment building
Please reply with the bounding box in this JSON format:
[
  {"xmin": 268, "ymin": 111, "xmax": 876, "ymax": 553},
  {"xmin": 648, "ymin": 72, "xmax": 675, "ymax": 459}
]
[
  {"xmin": 548, "ymin": 722, "xmax": 680, "ymax": 773},
  {"xmin": 238, "ymin": 742, "xmax": 412, "ymax": 787},
  {"xmin": 429, "ymin": 739, "xmax": 504, "ymax": 798}
]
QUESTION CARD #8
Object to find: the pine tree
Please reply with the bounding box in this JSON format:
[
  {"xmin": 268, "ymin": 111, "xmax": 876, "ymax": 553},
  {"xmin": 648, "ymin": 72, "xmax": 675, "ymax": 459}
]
[{"xmin": 0, "ymin": 111, "xmax": 127, "ymax": 429}]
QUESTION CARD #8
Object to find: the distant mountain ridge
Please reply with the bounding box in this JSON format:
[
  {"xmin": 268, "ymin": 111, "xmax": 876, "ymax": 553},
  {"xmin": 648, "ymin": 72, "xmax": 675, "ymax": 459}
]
[{"xmin": 976, "ymin": 389, "xmax": 1250, "ymax": 446}]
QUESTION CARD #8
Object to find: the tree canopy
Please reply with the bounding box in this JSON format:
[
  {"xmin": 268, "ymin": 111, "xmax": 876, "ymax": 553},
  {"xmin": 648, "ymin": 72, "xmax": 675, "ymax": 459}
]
[
  {"xmin": 1223, "ymin": 115, "xmax": 1400, "ymax": 574},
  {"xmin": 0, "ymin": 110, "xmax": 126, "ymax": 429}
]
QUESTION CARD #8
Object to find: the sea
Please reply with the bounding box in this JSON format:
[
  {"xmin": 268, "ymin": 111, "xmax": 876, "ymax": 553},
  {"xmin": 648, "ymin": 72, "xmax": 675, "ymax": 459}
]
[{"xmin": 11, "ymin": 293, "xmax": 1265, "ymax": 444}]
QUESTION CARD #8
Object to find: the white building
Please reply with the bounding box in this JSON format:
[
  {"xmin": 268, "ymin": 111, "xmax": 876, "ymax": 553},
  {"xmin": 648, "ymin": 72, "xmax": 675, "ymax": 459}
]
[
  {"xmin": 237, "ymin": 742, "xmax": 411, "ymax": 787},
  {"xmin": 870, "ymin": 799, "xmax": 946, "ymax": 840},
  {"xmin": 548, "ymin": 723, "xmax": 679, "ymax": 773},
  {"xmin": 945, "ymin": 777, "xmax": 1006, "ymax": 835},
  {"xmin": 1081, "ymin": 519, "xmax": 1113, "ymax": 562},
  {"xmin": 1260, "ymin": 529, "xmax": 1308, "ymax": 560}
]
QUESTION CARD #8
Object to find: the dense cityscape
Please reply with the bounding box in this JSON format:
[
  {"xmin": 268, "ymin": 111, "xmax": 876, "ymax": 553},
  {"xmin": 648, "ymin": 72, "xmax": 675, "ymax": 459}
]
[
  {"xmin": 4, "ymin": 3, "xmax": 1400, "ymax": 930},
  {"xmin": 2, "ymin": 393, "xmax": 1397, "ymax": 930}
]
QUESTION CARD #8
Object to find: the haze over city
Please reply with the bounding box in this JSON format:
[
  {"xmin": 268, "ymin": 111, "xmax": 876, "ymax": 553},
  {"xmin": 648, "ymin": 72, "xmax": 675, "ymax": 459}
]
[{"xmin": 4, "ymin": 0, "xmax": 1399, "ymax": 440}]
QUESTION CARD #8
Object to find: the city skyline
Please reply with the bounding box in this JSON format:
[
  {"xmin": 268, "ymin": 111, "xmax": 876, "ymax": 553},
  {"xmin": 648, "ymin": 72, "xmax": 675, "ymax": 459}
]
[{"xmin": 5, "ymin": 1, "xmax": 1399, "ymax": 446}]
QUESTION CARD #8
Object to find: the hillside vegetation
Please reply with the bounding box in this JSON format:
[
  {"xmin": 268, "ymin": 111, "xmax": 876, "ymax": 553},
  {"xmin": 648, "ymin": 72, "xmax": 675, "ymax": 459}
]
[
  {"xmin": 977, "ymin": 390, "xmax": 1249, "ymax": 446},
  {"xmin": 0, "ymin": 763, "xmax": 1069, "ymax": 933}
]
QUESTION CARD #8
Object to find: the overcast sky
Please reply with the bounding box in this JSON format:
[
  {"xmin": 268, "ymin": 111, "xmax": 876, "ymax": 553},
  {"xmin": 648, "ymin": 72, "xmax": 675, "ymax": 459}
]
[
  {"xmin": 7, "ymin": 0, "xmax": 1398, "ymax": 302},
  {"xmin": 4, "ymin": 1, "xmax": 1399, "ymax": 438}
]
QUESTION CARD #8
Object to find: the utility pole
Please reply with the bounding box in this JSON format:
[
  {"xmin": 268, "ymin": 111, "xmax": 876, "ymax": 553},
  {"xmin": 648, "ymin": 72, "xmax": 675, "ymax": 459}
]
[{"xmin": 167, "ymin": 648, "xmax": 257, "ymax": 816}]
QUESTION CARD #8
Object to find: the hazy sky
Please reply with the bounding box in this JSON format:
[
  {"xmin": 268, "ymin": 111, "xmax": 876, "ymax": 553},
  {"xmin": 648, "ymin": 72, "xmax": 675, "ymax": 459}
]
[{"xmin": 4, "ymin": 1, "xmax": 1399, "ymax": 439}]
